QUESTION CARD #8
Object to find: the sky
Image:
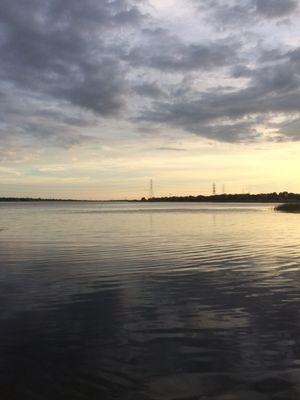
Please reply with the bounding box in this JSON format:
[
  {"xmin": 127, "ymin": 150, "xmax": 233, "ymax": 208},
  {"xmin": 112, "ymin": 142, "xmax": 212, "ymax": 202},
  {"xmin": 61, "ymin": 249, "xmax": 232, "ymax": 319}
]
[{"xmin": 0, "ymin": 0, "xmax": 300, "ymax": 199}]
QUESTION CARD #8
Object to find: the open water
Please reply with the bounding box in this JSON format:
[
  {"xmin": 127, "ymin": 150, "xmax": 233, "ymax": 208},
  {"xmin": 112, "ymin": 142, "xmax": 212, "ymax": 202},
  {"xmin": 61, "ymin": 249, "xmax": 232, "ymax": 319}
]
[{"xmin": 0, "ymin": 202, "xmax": 299, "ymax": 399}]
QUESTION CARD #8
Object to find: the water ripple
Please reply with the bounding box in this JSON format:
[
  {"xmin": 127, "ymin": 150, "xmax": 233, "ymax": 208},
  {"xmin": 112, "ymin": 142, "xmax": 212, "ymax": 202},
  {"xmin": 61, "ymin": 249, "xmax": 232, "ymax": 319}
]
[{"xmin": 0, "ymin": 202, "xmax": 300, "ymax": 399}]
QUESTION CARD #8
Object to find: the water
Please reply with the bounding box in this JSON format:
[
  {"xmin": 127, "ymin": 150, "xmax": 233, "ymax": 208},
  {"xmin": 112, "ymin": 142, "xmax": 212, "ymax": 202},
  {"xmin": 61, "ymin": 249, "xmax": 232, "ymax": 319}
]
[{"xmin": 0, "ymin": 201, "xmax": 300, "ymax": 399}]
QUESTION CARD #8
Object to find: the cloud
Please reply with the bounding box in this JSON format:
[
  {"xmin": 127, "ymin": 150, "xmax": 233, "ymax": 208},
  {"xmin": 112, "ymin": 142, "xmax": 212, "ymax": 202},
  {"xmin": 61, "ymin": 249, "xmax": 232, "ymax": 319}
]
[
  {"xmin": 125, "ymin": 30, "xmax": 241, "ymax": 72},
  {"xmin": 0, "ymin": 0, "xmax": 147, "ymax": 150},
  {"xmin": 137, "ymin": 48, "xmax": 300, "ymax": 142},
  {"xmin": 156, "ymin": 147, "xmax": 187, "ymax": 152},
  {"xmin": 278, "ymin": 119, "xmax": 300, "ymax": 141},
  {"xmin": 255, "ymin": 0, "xmax": 298, "ymax": 18},
  {"xmin": 0, "ymin": 0, "xmax": 144, "ymax": 115},
  {"xmin": 0, "ymin": 87, "xmax": 99, "ymax": 149},
  {"xmin": 132, "ymin": 82, "xmax": 167, "ymax": 98},
  {"xmin": 196, "ymin": 0, "xmax": 299, "ymax": 28},
  {"xmin": 0, "ymin": 0, "xmax": 299, "ymax": 152},
  {"xmin": 38, "ymin": 165, "xmax": 67, "ymax": 173},
  {"xmin": 0, "ymin": 167, "xmax": 21, "ymax": 176}
]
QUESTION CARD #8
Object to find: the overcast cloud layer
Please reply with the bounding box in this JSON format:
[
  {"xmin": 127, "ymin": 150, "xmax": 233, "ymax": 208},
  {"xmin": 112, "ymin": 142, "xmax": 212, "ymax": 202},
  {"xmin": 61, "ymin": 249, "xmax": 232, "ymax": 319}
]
[{"xmin": 0, "ymin": 0, "xmax": 299, "ymax": 176}]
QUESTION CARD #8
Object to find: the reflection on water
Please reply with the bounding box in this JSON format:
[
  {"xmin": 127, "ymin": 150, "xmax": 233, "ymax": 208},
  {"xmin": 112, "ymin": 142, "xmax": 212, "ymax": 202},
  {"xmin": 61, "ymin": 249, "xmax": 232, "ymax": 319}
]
[{"xmin": 0, "ymin": 202, "xmax": 300, "ymax": 399}]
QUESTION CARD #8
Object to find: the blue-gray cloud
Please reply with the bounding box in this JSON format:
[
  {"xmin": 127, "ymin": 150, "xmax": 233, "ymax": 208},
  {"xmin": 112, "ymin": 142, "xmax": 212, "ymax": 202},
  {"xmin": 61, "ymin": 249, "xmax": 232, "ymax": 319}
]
[
  {"xmin": 133, "ymin": 82, "xmax": 168, "ymax": 98},
  {"xmin": 196, "ymin": 0, "xmax": 299, "ymax": 28},
  {"xmin": 125, "ymin": 30, "xmax": 241, "ymax": 72},
  {"xmin": 0, "ymin": 0, "xmax": 300, "ymax": 149},
  {"xmin": 137, "ymin": 46, "xmax": 300, "ymax": 142},
  {"xmin": 0, "ymin": 0, "xmax": 144, "ymax": 115}
]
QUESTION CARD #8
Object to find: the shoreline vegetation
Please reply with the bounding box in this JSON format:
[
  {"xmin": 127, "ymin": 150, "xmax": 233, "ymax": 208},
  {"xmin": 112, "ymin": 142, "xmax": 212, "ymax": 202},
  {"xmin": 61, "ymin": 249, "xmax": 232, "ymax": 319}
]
[
  {"xmin": 1, "ymin": 192, "xmax": 300, "ymax": 203},
  {"xmin": 141, "ymin": 192, "xmax": 300, "ymax": 203},
  {"xmin": 275, "ymin": 203, "xmax": 300, "ymax": 213}
]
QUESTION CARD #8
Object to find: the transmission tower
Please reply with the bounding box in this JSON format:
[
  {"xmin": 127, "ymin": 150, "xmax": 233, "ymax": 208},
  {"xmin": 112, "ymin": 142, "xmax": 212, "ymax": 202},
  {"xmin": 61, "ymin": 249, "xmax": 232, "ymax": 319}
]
[
  {"xmin": 222, "ymin": 184, "xmax": 226, "ymax": 194},
  {"xmin": 212, "ymin": 183, "xmax": 216, "ymax": 195},
  {"xmin": 149, "ymin": 179, "xmax": 154, "ymax": 199}
]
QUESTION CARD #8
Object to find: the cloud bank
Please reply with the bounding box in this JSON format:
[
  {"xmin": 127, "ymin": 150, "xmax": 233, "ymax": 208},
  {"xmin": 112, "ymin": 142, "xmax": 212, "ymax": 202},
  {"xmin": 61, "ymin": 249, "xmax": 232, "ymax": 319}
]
[{"xmin": 0, "ymin": 0, "xmax": 299, "ymax": 155}]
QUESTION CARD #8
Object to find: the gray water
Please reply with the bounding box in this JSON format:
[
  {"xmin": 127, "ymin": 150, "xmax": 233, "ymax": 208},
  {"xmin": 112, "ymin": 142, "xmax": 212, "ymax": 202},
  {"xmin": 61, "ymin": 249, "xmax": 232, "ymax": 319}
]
[{"xmin": 0, "ymin": 201, "xmax": 300, "ymax": 399}]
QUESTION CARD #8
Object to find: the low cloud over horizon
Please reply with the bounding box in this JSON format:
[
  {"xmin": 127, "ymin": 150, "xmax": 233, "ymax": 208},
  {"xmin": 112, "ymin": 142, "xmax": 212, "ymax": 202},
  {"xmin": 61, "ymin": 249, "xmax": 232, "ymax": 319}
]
[{"xmin": 0, "ymin": 0, "xmax": 300, "ymax": 198}]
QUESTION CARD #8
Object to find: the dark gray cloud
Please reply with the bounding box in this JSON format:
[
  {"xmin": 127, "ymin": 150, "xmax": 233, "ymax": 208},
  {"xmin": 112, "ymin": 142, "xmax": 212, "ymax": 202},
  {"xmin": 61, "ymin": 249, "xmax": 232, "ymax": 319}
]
[
  {"xmin": 197, "ymin": 0, "xmax": 299, "ymax": 28},
  {"xmin": 0, "ymin": 0, "xmax": 146, "ymax": 149},
  {"xmin": 0, "ymin": 86, "xmax": 98, "ymax": 149},
  {"xmin": 125, "ymin": 30, "xmax": 241, "ymax": 72},
  {"xmin": 256, "ymin": 0, "xmax": 298, "ymax": 18},
  {"xmin": 278, "ymin": 120, "xmax": 300, "ymax": 141},
  {"xmin": 133, "ymin": 82, "xmax": 167, "ymax": 98},
  {"xmin": 0, "ymin": 0, "xmax": 144, "ymax": 116},
  {"xmin": 137, "ymin": 48, "xmax": 300, "ymax": 142},
  {"xmin": 0, "ymin": 0, "xmax": 299, "ymax": 151}
]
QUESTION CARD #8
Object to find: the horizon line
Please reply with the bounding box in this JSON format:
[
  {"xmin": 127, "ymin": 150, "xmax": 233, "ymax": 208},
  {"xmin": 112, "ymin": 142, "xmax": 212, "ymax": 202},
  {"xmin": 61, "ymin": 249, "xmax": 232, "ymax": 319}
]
[{"xmin": 0, "ymin": 191, "xmax": 299, "ymax": 202}]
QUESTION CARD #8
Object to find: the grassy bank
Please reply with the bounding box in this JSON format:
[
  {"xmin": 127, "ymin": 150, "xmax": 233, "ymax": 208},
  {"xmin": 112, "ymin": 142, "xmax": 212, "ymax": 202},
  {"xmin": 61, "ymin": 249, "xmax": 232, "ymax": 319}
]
[{"xmin": 275, "ymin": 203, "xmax": 300, "ymax": 213}]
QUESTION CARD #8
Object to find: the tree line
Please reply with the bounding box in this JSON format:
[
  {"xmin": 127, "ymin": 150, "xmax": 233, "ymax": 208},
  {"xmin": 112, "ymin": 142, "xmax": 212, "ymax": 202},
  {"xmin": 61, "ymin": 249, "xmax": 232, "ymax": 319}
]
[{"xmin": 141, "ymin": 192, "xmax": 300, "ymax": 203}]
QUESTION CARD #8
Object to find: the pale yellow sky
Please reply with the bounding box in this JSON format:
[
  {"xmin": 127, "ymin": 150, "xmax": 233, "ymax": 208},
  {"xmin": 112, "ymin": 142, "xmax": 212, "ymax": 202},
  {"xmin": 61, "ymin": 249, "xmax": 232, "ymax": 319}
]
[{"xmin": 1, "ymin": 139, "xmax": 299, "ymax": 199}]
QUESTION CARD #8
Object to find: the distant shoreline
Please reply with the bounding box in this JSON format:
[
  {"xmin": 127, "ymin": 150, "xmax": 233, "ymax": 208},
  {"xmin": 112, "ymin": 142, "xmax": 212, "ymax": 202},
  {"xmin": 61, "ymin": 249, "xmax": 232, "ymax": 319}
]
[
  {"xmin": 1, "ymin": 192, "xmax": 299, "ymax": 203},
  {"xmin": 0, "ymin": 198, "xmax": 124, "ymax": 202},
  {"xmin": 140, "ymin": 192, "xmax": 300, "ymax": 203}
]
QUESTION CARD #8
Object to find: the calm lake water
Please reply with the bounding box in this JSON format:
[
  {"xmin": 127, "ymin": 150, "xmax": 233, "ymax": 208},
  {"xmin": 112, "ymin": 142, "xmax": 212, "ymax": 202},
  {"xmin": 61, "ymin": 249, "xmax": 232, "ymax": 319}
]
[{"xmin": 0, "ymin": 201, "xmax": 300, "ymax": 399}]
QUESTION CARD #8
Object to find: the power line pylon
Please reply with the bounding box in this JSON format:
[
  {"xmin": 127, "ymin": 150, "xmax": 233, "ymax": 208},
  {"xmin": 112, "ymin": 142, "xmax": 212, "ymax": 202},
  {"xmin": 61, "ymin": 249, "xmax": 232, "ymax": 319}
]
[
  {"xmin": 149, "ymin": 179, "xmax": 154, "ymax": 199},
  {"xmin": 212, "ymin": 183, "xmax": 216, "ymax": 195}
]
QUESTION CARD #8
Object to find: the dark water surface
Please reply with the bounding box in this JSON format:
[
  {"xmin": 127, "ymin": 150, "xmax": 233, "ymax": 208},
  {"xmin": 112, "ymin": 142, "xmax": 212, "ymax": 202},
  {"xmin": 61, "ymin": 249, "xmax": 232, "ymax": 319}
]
[{"xmin": 0, "ymin": 202, "xmax": 300, "ymax": 399}]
